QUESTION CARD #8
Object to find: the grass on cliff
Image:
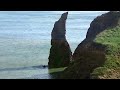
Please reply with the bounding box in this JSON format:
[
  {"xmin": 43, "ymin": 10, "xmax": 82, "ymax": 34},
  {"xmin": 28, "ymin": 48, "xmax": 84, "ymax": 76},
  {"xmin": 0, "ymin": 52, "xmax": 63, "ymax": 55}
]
[{"xmin": 91, "ymin": 26, "xmax": 120, "ymax": 78}]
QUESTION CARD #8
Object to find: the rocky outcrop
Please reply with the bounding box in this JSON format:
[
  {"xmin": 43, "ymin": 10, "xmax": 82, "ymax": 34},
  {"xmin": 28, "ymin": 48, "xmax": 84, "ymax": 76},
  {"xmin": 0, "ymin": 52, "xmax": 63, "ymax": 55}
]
[
  {"xmin": 86, "ymin": 11, "xmax": 120, "ymax": 40},
  {"xmin": 60, "ymin": 11, "xmax": 120, "ymax": 79},
  {"xmin": 73, "ymin": 11, "xmax": 120, "ymax": 61},
  {"xmin": 48, "ymin": 12, "xmax": 72, "ymax": 68}
]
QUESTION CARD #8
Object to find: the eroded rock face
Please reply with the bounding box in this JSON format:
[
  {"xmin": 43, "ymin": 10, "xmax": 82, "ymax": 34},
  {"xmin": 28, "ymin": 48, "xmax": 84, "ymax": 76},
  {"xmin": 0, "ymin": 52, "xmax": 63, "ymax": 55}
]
[
  {"xmin": 48, "ymin": 12, "xmax": 72, "ymax": 68},
  {"xmin": 60, "ymin": 11, "xmax": 120, "ymax": 79},
  {"xmin": 86, "ymin": 11, "xmax": 120, "ymax": 40},
  {"xmin": 74, "ymin": 11, "xmax": 120, "ymax": 61},
  {"xmin": 51, "ymin": 12, "xmax": 68, "ymax": 40}
]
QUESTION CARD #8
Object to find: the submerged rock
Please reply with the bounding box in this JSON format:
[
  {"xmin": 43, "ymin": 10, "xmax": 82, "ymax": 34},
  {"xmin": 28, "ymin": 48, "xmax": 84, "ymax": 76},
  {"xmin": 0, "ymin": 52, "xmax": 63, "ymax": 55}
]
[{"xmin": 48, "ymin": 12, "xmax": 72, "ymax": 68}]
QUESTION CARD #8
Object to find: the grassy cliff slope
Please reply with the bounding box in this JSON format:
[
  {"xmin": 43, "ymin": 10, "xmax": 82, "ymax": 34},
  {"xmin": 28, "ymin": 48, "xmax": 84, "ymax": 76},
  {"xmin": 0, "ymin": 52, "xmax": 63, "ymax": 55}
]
[
  {"xmin": 60, "ymin": 12, "xmax": 120, "ymax": 79},
  {"xmin": 91, "ymin": 25, "xmax": 120, "ymax": 79}
]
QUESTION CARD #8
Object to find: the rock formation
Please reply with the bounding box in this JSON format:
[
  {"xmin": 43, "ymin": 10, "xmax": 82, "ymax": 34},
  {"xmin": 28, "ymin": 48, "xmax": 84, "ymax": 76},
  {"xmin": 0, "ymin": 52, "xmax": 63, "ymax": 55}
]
[
  {"xmin": 60, "ymin": 11, "xmax": 120, "ymax": 79},
  {"xmin": 73, "ymin": 11, "xmax": 120, "ymax": 61},
  {"xmin": 86, "ymin": 11, "xmax": 120, "ymax": 40},
  {"xmin": 48, "ymin": 12, "xmax": 72, "ymax": 68}
]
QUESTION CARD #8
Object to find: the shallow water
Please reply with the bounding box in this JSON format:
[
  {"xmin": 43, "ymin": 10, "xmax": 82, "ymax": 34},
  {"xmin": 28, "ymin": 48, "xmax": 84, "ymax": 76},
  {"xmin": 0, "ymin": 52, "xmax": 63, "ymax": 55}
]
[{"xmin": 0, "ymin": 11, "xmax": 108, "ymax": 79}]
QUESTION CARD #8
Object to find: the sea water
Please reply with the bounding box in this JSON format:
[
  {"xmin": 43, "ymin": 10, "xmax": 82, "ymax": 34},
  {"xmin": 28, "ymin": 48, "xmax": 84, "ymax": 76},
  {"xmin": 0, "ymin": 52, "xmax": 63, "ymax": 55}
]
[{"xmin": 0, "ymin": 11, "xmax": 108, "ymax": 79}]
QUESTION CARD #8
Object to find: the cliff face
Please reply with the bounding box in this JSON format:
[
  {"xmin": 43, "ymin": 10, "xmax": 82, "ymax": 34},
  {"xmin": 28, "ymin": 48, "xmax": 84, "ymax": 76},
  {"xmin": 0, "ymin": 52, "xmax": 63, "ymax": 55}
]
[
  {"xmin": 61, "ymin": 11, "xmax": 120, "ymax": 79},
  {"xmin": 73, "ymin": 11, "xmax": 120, "ymax": 61},
  {"xmin": 48, "ymin": 12, "xmax": 72, "ymax": 68},
  {"xmin": 86, "ymin": 11, "xmax": 120, "ymax": 40}
]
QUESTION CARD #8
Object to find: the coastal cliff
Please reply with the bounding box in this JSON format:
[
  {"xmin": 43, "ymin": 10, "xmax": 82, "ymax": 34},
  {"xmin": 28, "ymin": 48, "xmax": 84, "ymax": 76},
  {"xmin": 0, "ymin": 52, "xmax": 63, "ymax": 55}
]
[
  {"xmin": 61, "ymin": 11, "xmax": 120, "ymax": 79},
  {"xmin": 48, "ymin": 12, "xmax": 72, "ymax": 68}
]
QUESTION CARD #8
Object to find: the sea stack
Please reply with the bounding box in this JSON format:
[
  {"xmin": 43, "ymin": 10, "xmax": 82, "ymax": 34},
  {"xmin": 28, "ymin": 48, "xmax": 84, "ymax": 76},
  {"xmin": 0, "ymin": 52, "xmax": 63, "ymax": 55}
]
[{"xmin": 48, "ymin": 12, "xmax": 72, "ymax": 68}]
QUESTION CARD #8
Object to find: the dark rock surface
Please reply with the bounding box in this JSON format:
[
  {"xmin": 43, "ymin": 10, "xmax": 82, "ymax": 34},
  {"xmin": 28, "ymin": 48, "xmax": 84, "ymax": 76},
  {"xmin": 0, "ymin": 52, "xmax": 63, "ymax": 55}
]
[
  {"xmin": 60, "ymin": 11, "xmax": 120, "ymax": 79},
  {"xmin": 74, "ymin": 11, "xmax": 120, "ymax": 61},
  {"xmin": 86, "ymin": 11, "xmax": 120, "ymax": 40},
  {"xmin": 48, "ymin": 12, "xmax": 72, "ymax": 68}
]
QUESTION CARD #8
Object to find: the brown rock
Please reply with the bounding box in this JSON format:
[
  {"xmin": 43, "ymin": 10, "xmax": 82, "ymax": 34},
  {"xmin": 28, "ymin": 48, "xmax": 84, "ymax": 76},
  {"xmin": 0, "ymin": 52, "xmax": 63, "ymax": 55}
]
[
  {"xmin": 86, "ymin": 11, "xmax": 120, "ymax": 40},
  {"xmin": 61, "ymin": 11, "xmax": 120, "ymax": 79},
  {"xmin": 48, "ymin": 12, "xmax": 72, "ymax": 68}
]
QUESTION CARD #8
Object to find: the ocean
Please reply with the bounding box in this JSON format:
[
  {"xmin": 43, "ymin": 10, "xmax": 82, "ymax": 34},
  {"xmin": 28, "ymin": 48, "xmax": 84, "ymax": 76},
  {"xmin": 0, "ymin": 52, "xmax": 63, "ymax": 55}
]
[{"xmin": 0, "ymin": 11, "xmax": 108, "ymax": 79}]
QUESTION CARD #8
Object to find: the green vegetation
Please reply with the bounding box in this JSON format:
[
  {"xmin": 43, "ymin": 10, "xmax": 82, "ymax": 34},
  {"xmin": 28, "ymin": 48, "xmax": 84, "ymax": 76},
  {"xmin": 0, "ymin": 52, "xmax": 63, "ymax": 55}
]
[
  {"xmin": 49, "ymin": 67, "xmax": 67, "ymax": 79},
  {"xmin": 49, "ymin": 42, "xmax": 71, "ymax": 68},
  {"xmin": 49, "ymin": 67, "xmax": 67, "ymax": 74},
  {"xmin": 91, "ymin": 26, "xmax": 120, "ymax": 78},
  {"xmin": 61, "ymin": 25, "xmax": 120, "ymax": 79}
]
